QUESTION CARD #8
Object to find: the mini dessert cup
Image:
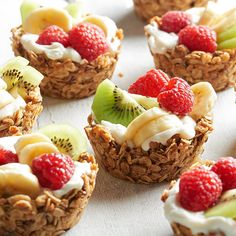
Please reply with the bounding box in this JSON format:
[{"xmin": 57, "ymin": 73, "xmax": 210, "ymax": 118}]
[
  {"xmin": 133, "ymin": 0, "xmax": 209, "ymax": 21},
  {"xmin": 85, "ymin": 115, "xmax": 212, "ymax": 184},
  {"xmin": 0, "ymin": 126, "xmax": 98, "ymax": 235},
  {"xmin": 11, "ymin": 2, "xmax": 123, "ymax": 99}
]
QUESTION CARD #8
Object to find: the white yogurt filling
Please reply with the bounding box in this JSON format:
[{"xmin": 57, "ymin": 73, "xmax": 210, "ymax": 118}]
[
  {"xmin": 20, "ymin": 14, "xmax": 121, "ymax": 63},
  {"xmin": 164, "ymin": 181, "xmax": 236, "ymax": 236}
]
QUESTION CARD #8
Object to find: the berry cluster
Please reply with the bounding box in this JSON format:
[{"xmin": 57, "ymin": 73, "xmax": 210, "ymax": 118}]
[
  {"xmin": 36, "ymin": 23, "xmax": 109, "ymax": 62},
  {"xmin": 128, "ymin": 69, "xmax": 194, "ymax": 116},
  {"xmin": 179, "ymin": 157, "xmax": 236, "ymax": 212},
  {"xmin": 160, "ymin": 11, "xmax": 217, "ymax": 53}
]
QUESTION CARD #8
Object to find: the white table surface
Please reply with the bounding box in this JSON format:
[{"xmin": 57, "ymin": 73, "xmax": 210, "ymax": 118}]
[{"xmin": 1, "ymin": 0, "xmax": 236, "ymax": 235}]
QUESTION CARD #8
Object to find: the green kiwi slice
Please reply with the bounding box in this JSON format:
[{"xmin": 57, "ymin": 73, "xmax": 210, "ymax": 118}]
[
  {"xmin": 39, "ymin": 124, "xmax": 88, "ymax": 160},
  {"xmin": 0, "ymin": 57, "xmax": 29, "ymax": 90},
  {"xmin": 20, "ymin": 0, "xmax": 40, "ymax": 23},
  {"xmin": 64, "ymin": 1, "xmax": 83, "ymax": 19},
  {"xmin": 92, "ymin": 79, "xmax": 145, "ymax": 127},
  {"xmin": 130, "ymin": 94, "xmax": 159, "ymax": 109}
]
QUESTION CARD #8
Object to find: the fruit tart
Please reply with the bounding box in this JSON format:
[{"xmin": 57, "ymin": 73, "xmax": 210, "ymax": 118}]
[
  {"xmin": 0, "ymin": 124, "xmax": 98, "ymax": 235},
  {"xmin": 162, "ymin": 157, "xmax": 236, "ymax": 236},
  {"xmin": 133, "ymin": 0, "xmax": 210, "ymax": 21},
  {"xmin": 145, "ymin": 1, "xmax": 236, "ymax": 91},
  {"xmin": 0, "ymin": 56, "xmax": 43, "ymax": 137},
  {"xmin": 85, "ymin": 69, "xmax": 215, "ymax": 184},
  {"xmin": 11, "ymin": 0, "xmax": 123, "ymax": 99}
]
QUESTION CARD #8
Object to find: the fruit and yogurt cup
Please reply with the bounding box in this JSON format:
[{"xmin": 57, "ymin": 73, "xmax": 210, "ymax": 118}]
[
  {"xmin": 162, "ymin": 157, "xmax": 236, "ymax": 236},
  {"xmin": 133, "ymin": 0, "xmax": 210, "ymax": 21},
  {"xmin": 0, "ymin": 124, "xmax": 98, "ymax": 235},
  {"xmin": 0, "ymin": 56, "xmax": 43, "ymax": 137},
  {"xmin": 145, "ymin": 1, "xmax": 236, "ymax": 91},
  {"xmin": 11, "ymin": 0, "xmax": 123, "ymax": 99},
  {"xmin": 85, "ymin": 69, "xmax": 215, "ymax": 184}
]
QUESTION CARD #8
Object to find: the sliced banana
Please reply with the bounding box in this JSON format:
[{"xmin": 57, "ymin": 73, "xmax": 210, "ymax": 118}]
[
  {"xmin": 23, "ymin": 7, "xmax": 73, "ymax": 34},
  {"xmin": 19, "ymin": 142, "xmax": 59, "ymax": 166},
  {"xmin": 15, "ymin": 133, "xmax": 52, "ymax": 154},
  {"xmin": 0, "ymin": 79, "xmax": 7, "ymax": 90},
  {"xmin": 0, "ymin": 90, "xmax": 14, "ymax": 109},
  {"xmin": 125, "ymin": 107, "xmax": 168, "ymax": 141},
  {"xmin": 190, "ymin": 82, "xmax": 217, "ymax": 120},
  {"xmin": 132, "ymin": 115, "xmax": 182, "ymax": 147},
  {"xmin": 0, "ymin": 163, "xmax": 40, "ymax": 198}
]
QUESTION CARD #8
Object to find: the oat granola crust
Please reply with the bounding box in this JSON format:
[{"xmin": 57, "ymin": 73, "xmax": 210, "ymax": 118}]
[
  {"xmin": 0, "ymin": 152, "xmax": 98, "ymax": 236},
  {"xmin": 11, "ymin": 26, "xmax": 123, "ymax": 99},
  {"xmin": 0, "ymin": 89, "xmax": 43, "ymax": 138},
  {"xmin": 146, "ymin": 17, "xmax": 236, "ymax": 92},
  {"xmin": 85, "ymin": 115, "xmax": 213, "ymax": 184},
  {"xmin": 133, "ymin": 0, "xmax": 209, "ymax": 21}
]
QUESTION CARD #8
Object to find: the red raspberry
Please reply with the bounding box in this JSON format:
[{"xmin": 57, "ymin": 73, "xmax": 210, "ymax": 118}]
[
  {"xmin": 69, "ymin": 23, "xmax": 109, "ymax": 62},
  {"xmin": 36, "ymin": 25, "xmax": 69, "ymax": 47},
  {"xmin": 32, "ymin": 153, "xmax": 75, "ymax": 190},
  {"xmin": 0, "ymin": 148, "xmax": 18, "ymax": 165},
  {"xmin": 160, "ymin": 11, "xmax": 191, "ymax": 33},
  {"xmin": 179, "ymin": 167, "xmax": 223, "ymax": 212},
  {"xmin": 178, "ymin": 25, "xmax": 217, "ymax": 53},
  {"xmin": 128, "ymin": 69, "xmax": 170, "ymax": 97},
  {"xmin": 157, "ymin": 77, "xmax": 194, "ymax": 116},
  {"xmin": 211, "ymin": 157, "xmax": 236, "ymax": 191}
]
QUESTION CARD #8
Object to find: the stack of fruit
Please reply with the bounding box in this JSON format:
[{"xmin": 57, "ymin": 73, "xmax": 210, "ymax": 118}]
[
  {"xmin": 162, "ymin": 157, "xmax": 236, "ymax": 236},
  {"xmin": 85, "ymin": 69, "xmax": 216, "ymax": 183},
  {"xmin": 0, "ymin": 124, "xmax": 98, "ymax": 235},
  {"xmin": 0, "ymin": 56, "xmax": 43, "ymax": 137}
]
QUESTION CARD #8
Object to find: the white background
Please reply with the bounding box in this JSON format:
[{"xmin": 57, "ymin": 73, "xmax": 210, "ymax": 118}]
[{"xmin": 1, "ymin": 0, "xmax": 236, "ymax": 235}]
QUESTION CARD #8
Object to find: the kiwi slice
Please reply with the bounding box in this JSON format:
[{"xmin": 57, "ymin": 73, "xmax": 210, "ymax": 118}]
[
  {"xmin": 17, "ymin": 66, "xmax": 44, "ymax": 99},
  {"xmin": 130, "ymin": 94, "xmax": 159, "ymax": 109},
  {"xmin": 20, "ymin": 0, "xmax": 40, "ymax": 23},
  {"xmin": 39, "ymin": 124, "xmax": 87, "ymax": 160},
  {"xmin": 205, "ymin": 199, "xmax": 236, "ymax": 219},
  {"xmin": 0, "ymin": 57, "xmax": 29, "ymax": 90},
  {"xmin": 64, "ymin": 1, "xmax": 83, "ymax": 19},
  {"xmin": 92, "ymin": 79, "xmax": 145, "ymax": 127}
]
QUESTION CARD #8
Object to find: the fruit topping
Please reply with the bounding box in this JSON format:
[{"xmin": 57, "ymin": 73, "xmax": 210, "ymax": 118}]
[
  {"xmin": 0, "ymin": 148, "xmax": 18, "ymax": 165},
  {"xmin": 39, "ymin": 124, "xmax": 87, "ymax": 160},
  {"xmin": 178, "ymin": 25, "xmax": 217, "ymax": 53},
  {"xmin": 20, "ymin": 0, "xmax": 40, "ymax": 23},
  {"xmin": 36, "ymin": 25, "xmax": 69, "ymax": 47},
  {"xmin": 158, "ymin": 77, "xmax": 194, "ymax": 116},
  {"xmin": 32, "ymin": 153, "xmax": 75, "ymax": 190},
  {"xmin": 160, "ymin": 11, "xmax": 191, "ymax": 34},
  {"xmin": 0, "ymin": 90, "xmax": 14, "ymax": 109},
  {"xmin": 211, "ymin": 157, "xmax": 236, "ymax": 191},
  {"xmin": 128, "ymin": 69, "xmax": 169, "ymax": 98},
  {"xmin": 179, "ymin": 167, "xmax": 222, "ymax": 212},
  {"xmin": 64, "ymin": 1, "xmax": 83, "ymax": 19},
  {"xmin": 217, "ymin": 25, "xmax": 236, "ymax": 43},
  {"xmin": 129, "ymin": 94, "xmax": 159, "ymax": 109},
  {"xmin": 69, "ymin": 22, "xmax": 109, "ymax": 61},
  {"xmin": 92, "ymin": 79, "xmax": 145, "ymax": 127}
]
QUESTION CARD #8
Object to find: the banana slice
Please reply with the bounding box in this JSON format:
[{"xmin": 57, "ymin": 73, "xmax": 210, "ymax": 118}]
[
  {"xmin": 125, "ymin": 107, "xmax": 168, "ymax": 141},
  {"xmin": 15, "ymin": 133, "xmax": 52, "ymax": 154},
  {"xmin": 0, "ymin": 90, "xmax": 14, "ymax": 109},
  {"xmin": 23, "ymin": 7, "xmax": 73, "ymax": 34},
  {"xmin": 0, "ymin": 79, "xmax": 7, "ymax": 90},
  {"xmin": 190, "ymin": 82, "xmax": 217, "ymax": 120},
  {"xmin": 0, "ymin": 163, "xmax": 40, "ymax": 198},
  {"xmin": 133, "ymin": 115, "xmax": 182, "ymax": 147},
  {"xmin": 19, "ymin": 142, "xmax": 59, "ymax": 166}
]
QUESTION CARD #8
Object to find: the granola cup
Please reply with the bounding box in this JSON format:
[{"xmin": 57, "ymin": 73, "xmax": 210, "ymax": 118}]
[
  {"xmin": 0, "ymin": 152, "xmax": 98, "ymax": 236},
  {"xmin": 0, "ymin": 89, "xmax": 42, "ymax": 138},
  {"xmin": 146, "ymin": 17, "xmax": 236, "ymax": 92},
  {"xmin": 85, "ymin": 115, "xmax": 213, "ymax": 184},
  {"xmin": 11, "ymin": 26, "xmax": 123, "ymax": 99},
  {"xmin": 133, "ymin": 0, "xmax": 209, "ymax": 21}
]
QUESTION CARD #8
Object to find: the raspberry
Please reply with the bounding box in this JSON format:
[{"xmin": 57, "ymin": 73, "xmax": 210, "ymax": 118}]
[
  {"xmin": 128, "ymin": 69, "xmax": 170, "ymax": 97},
  {"xmin": 179, "ymin": 167, "xmax": 223, "ymax": 212},
  {"xmin": 211, "ymin": 157, "xmax": 236, "ymax": 191},
  {"xmin": 32, "ymin": 153, "xmax": 75, "ymax": 190},
  {"xmin": 160, "ymin": 11, "xmax": 191, "ymax": 33},
  {"xmin": 0, "ymin": 148, "xmax": 18, "ymax": 165},
  {"xmin": 157, "ymin": 77, "xmax": 194, "ymax": 115},
  {"xmin": 178, "ymin": 25, "xmax": 217, "ymax": 53},
  {"xmin": 69, "ymin": 23, "xmax": 109, "ymax": 62},
  {"xmin": 36, "ymin": 25, "xmax": 69, "ymax": 47}
]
